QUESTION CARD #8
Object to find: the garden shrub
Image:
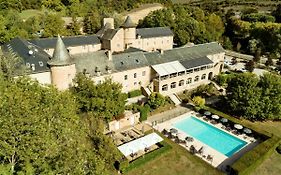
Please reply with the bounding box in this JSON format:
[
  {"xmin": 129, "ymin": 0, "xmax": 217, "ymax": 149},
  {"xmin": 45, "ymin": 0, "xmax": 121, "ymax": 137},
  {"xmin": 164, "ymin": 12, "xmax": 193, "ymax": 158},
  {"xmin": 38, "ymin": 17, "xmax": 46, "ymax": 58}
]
[
  {"xmin": 128, "ymin": 89, "xmax": 142, "ymax": 98},
  {"xmin": 148, "ymin": 92, "xmax": 166, "ymax": 109},
  {"xmin": 139, "ymin": 104, "xmax": 150, "ymax": 122}
]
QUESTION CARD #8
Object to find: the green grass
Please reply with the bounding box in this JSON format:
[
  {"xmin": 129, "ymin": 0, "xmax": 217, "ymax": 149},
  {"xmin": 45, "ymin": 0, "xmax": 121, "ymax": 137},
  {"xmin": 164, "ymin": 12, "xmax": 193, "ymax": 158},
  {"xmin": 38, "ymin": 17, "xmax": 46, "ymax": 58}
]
[
  {"xmin": 252, "ymin": 151, "xmax": 281, "ymax": 175},
  {"xmin": 125, "ymin": 133, "xmax": 222, "ymax": 175},
  {"xmin": 19, "ymin": 9, "xmax": 43, "ymax": 20}
]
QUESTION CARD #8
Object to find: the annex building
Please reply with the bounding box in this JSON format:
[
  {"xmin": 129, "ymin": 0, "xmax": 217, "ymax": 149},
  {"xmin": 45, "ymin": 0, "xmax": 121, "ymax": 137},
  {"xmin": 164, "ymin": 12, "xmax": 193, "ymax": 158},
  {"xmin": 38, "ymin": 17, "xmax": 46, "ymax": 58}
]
[{"xmin": 1, "ymin": 16, "xmax": 225, "ymax": 96}]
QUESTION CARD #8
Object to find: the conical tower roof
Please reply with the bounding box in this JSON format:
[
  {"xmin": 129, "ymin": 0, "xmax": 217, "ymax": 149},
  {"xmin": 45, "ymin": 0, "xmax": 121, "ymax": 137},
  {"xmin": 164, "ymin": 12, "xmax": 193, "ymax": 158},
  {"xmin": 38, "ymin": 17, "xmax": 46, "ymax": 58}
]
[
  {"xmin": 48, "ymin": 35, "xmax": 73, "ymax": 66},
  {"xmin": 121, "ymin": 16, "xmax": 136, "ymax": 28}
]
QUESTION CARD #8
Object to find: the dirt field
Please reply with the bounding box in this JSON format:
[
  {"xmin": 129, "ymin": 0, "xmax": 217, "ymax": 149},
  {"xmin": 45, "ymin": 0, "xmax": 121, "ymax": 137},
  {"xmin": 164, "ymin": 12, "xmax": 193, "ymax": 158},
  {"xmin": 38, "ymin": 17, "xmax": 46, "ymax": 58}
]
[{"xmin": 123, "ymin": 3, "xmax": 164, "ymax": 24}]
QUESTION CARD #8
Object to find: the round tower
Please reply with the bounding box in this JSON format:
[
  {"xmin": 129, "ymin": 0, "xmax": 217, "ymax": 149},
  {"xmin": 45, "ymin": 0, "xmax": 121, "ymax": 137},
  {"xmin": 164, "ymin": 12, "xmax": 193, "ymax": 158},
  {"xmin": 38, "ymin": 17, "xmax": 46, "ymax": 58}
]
[
  {"xmin": 48, "ymin": 35, "xmax": 76, "ymax": 90},
  {"xmin": 122, "ymin": 16, "xmax": 136, "ymax": 49}
]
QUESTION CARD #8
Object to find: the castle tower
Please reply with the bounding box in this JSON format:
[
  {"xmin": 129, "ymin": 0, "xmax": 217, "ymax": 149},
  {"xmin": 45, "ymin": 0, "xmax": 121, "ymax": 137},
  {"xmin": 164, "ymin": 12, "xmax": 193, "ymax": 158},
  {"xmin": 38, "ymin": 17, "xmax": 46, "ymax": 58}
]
[
  {"xmin": 48, "ymin": 35, "xmax": 76, "ymax": 90},
  {"xmin": 122, "ymin": 16, "xmax": 136, "ymax": 49}
]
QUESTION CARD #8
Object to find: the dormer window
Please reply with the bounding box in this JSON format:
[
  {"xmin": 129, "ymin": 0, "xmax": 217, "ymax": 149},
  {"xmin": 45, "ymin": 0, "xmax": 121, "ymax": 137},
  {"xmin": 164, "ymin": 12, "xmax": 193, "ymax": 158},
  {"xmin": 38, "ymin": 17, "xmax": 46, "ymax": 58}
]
[
  {"xmin": 39, "ymin": 61, "xmax": 44, "ymax": 67},
  {"xmin": 135, "ymin": 59, "xmax": 139, "ymax": 64}
]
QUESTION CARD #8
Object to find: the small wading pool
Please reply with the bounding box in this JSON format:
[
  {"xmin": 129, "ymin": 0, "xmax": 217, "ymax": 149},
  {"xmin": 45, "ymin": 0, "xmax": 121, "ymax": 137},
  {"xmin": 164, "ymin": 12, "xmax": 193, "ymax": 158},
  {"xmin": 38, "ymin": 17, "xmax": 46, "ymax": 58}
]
[{"xmin": 173, "ymin": 116, "xmax": 247, "ymax": 157}]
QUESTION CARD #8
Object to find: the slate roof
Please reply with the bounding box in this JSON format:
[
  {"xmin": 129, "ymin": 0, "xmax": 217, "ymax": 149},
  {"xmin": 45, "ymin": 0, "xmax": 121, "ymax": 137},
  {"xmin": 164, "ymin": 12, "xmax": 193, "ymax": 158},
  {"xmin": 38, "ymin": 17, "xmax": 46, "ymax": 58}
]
[
  {"xmin": 29, "ymin": 35, "xmax": 100, "ymax": 49},
  {"xmin": 136, "ymin": 27, "xmax": 173, "ymax": 38},
  {"xmin": 2, "ymin": 37, "xmax": 50, "ymax": 74},
  {"xmin": 73, "ymin": 42, "xmax": 224, "ymax": 77},
  {"xmin": 180, "ymin": 57, "xmax": 213, "ymax": 69},
  {"xmin": 145, "ymin": 42, "xmax": 224, "ymax": 65},
  {"xmin": 122, "ymin": 16, "xmax": 136, "ymax": 28},
  {"xmin": 102, "ymin": 29, "xmax": 119, "ymax": 40},
  {"xmin": 48, "ymin": 35, "xmax": 73, "ymax": 66}
]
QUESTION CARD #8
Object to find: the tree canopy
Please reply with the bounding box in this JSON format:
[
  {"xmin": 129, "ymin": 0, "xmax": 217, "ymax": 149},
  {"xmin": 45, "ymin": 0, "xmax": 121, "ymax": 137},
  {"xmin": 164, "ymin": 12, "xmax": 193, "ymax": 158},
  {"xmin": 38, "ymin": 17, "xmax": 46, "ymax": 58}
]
[
  {"xmin": 0, "ymin": 76, "xmax": 111, "ymax": 174},
  {"xmin": 70, "ymin": 73, "xmax": 127, "ymax": 121},
  {"xmin": 139, "ymin": 6, "xmax": 224, "ymax": 46},
  {"xmin": 226, "ymin": 73, "xmax": 281, "ymax": 121}
]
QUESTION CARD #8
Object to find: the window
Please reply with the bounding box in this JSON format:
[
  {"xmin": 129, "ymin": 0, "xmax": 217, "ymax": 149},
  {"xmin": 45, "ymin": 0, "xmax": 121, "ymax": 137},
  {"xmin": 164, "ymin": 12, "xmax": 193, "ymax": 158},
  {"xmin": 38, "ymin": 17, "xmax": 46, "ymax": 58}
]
[
  {"xmin": 117, "ymin": 44, "xmax": 120, "ymax": 47},
  {"xmin": 167, "ymin": 40, "xmax": 169, "ymax": 43},
  {"xmin": 200, "ymin": 66, "xmax": 207, "ymax": 70},
  {"xmin": 134, "ymin": 82, "xmax": 137, "ymax": 86},
  {"xmin": 147, "ymin": 42, "xmax": 149, "ymax": 46},
  {"xmin": 179, "ymin": 80, "xmax": 184, "ymax": 86},
  {"xmin": 83, "ymin": 46, "xmax": 86, "ymax": 50},
  {"xmin": 194, "ymin": 68, "xmax": 200, "ymax": 72},
  {"xmin": 92, "ymin": 45, "xmax": 95, "ymax": 48},
  {"xmin": 201, "ymin": 74, "xmax": 206, "ymax": 80},
  {"xmin": 26, "ymin": 63, "xmax": 30, "ymax": 68},
  {"xmin": 134, "ymin": 73, "xmax": 137, "ymax": 78},
  {"xmin": 171, "ymin": 82, "xmax": 176, "ymax": 89},
  {"xmin": 187, "ymin": 78, "xmax": 192, "ymax": 84},
  {"xmin": 135, "ymin": 59, "xmax": 139, "ymax": 64},
  {"xmin": 186, "ymin": 69, "xmax": 193, "ymax": 74},
  {"xmin": 162, "ymin": 84, "xmax": 168, "ymax": 91},
  {"xmin": 39, "ymin": 61, "xmax": 44, "ymax": 67},
  {"xmin": 142, "ymin": 71, "xmax": 146, "ymax": 76},
  {"xmin": 162, "ymin": 40, "xmax": 164, "ymax": 44},
  {"xmin": 194, "ymin": 76, "xmax": 199, "ymax": 82},
  {"xmin": 124, "ymin": 75, "xmax": 128, "ymax": 80}
]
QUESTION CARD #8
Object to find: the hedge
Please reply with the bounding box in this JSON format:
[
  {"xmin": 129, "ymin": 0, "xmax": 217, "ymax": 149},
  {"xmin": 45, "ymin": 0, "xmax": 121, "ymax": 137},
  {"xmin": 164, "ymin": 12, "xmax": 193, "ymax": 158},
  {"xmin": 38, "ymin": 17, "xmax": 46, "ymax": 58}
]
[
  {"xmin": 128, "ymin": 89, "xmax": 142, "ymax": 98},
  {"xmin": 122, "ymin": 141, "xmax": 172, "ymax": 173},
  {"xmin": 231, "ymin": 136, "xmax": 280, "ymax": 175}
]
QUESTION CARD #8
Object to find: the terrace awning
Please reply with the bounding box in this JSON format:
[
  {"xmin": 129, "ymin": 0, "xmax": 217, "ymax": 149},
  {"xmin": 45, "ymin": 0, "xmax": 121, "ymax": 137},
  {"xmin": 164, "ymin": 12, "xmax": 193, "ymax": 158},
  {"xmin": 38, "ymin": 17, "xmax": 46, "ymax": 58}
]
[
  {"xmin": 117, "ymin": 133, "xmax": 163, "ymax": 157},
  {"xmin": 152, "ymin": 61, "xmax": 186, "ymax": 77}
]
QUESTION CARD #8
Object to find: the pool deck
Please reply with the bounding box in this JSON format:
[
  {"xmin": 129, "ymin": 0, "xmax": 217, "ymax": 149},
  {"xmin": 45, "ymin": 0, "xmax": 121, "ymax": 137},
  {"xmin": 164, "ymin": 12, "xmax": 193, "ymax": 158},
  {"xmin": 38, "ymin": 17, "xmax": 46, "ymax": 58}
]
[{"xmin": 152, "ymin": 111, "xmax": 259, "ymax": 169}]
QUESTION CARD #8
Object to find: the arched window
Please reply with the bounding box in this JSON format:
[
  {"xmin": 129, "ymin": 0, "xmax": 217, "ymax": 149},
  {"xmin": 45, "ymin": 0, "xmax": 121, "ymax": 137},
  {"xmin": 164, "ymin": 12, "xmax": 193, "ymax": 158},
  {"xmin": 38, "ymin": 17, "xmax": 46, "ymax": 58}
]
[
  {"xmin": 162, "ymin": 84, "xmax": 168, "ymax": 91},
  {"xmin": 201, "ymin": 74, "xmax": 206, "ymax": 80},
  {"xmin": 194, "ymin": 76, "xmax": 199, "ymax": 82},
  {"xmin": 187, "ymin": 78, "xmax": 192, "ymax": 84},
  {"xmin": 179, "ymin": 80, "xmax": 184, "ymax": 86},
  {"xmin": 208, "ymin": 72, "xmax": 213, "ymax": 80},
  {"xmin": 171, "ymin": 82, "xmax": 176, "ymax": 89}
]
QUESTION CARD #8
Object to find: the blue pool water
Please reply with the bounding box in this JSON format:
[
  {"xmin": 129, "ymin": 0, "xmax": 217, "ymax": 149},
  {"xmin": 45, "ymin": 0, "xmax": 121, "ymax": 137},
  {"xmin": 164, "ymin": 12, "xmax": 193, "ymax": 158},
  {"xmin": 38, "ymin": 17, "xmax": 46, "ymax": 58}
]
[{"xmin": 173, "ymin": 116, "xmax": 247, "ymax": 157}]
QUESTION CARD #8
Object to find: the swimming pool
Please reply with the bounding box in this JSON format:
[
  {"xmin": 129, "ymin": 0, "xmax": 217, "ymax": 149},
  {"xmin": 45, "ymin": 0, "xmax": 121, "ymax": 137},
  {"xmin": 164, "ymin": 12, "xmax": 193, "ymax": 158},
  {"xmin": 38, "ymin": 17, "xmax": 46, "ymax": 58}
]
[{"xmin": 173, "ymin": 116, "xmax": 247, "ymax": 157}]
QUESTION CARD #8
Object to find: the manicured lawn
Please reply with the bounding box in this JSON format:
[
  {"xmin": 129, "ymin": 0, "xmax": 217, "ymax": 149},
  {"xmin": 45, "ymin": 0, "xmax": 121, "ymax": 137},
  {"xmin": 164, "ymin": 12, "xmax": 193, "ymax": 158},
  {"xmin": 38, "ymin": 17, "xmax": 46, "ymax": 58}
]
[
  {"xmin": 125, "ymin": 135, "xmax": 222, "ymax": 175},
  {"xmin": 252, "ymin": 151, "xmax": 281, "ymax": 175}
]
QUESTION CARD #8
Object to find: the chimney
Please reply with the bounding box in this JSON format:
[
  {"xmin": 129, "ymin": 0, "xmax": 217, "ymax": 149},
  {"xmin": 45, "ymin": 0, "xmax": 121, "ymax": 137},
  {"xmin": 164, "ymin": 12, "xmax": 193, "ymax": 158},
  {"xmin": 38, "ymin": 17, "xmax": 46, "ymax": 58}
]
[
  {"xmin": 103, "ymin": 18, "xmax": 114, "ymax": 29},
  {"xmin": 106, "ymin": 50, "xmax": 112, "ymax": 61}
]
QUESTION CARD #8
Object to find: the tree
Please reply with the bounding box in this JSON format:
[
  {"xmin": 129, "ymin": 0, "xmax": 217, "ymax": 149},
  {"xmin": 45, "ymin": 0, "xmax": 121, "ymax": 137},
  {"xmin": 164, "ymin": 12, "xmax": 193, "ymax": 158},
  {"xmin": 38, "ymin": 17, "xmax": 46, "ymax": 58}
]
[
  {"xmin": 67, "ymin": 16, "xmax": 81, "ymax": 35},
  {"xmin": 43, "ymin": 13, "xmax": 66, "ymax": 37},
  {"xmin": 192, "ymin": 96, "xmax": 205, "ymax": 108},
  {"xmin": 272, "ymin": 4, "xmax": 281, "ymax": 23},
  {"xmin": 226, "ymin": 73, "xmax": 262, "ymax": 120},
  {"xmin": 70, "ymin": 73, "xmax": 127, "ymax": 121},
  {"xmin": 0, "ymin": 76, "xmax": 108, "ymax": 174},
  {"xmin": 83, "ymin": 10, "xmax": 101, "ymax": 34},
  {"xmin": 253, "ymin": 47, "xmax": 261, "ymax": 62},
  {"xmin": 258, "ymin": 73, "xmax": 281, "ymax": 120},
  {"xmin": 147, "ymin": 92, "xmax": 166, "ymax": 109},
  {"xmin": 245, "ymin": 60, "xmax": 255, "ymax": 72}
]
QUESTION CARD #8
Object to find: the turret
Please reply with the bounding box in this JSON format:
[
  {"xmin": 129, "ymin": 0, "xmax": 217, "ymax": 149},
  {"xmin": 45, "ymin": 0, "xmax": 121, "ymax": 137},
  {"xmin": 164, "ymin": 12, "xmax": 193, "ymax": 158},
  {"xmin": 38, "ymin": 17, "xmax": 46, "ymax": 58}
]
[
  {"xmin": 122, "ymin": 16, "xmax": 136, "ymax": 49},
  {"xmin": 48, "ymin": 35, "xmax": 76, "ymax": 90}
]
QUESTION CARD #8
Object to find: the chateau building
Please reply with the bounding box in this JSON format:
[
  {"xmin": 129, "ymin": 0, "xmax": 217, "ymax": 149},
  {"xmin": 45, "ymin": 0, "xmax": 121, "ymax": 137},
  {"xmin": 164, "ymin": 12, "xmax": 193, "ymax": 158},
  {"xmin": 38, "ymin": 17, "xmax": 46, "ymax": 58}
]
[{"xmin": 1, "ymin": 16, "xmax": 225, "ymax": 96}]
